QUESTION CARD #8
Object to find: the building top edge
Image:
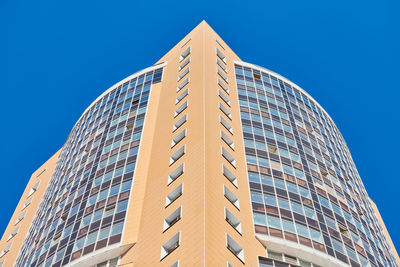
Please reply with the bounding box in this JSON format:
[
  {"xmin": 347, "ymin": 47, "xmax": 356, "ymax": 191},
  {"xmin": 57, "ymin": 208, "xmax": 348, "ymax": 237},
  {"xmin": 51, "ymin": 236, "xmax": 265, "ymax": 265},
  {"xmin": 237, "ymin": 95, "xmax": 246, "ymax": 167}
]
[
  {"xmin": 234, "ymin": 60, "xmax": 337, "ymax": 130},
  {"xmin": 73, "ymin": 62, "xmax": 167, "ymax": 130}
]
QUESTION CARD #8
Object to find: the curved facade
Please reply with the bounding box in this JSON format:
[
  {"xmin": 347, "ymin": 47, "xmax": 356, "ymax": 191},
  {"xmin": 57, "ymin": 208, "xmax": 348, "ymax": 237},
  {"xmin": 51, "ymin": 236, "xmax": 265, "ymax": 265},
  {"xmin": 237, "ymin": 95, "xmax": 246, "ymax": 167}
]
[
  {"xmin": 15, "ymin": 65, "xmax": 163, "ymax": 267},
  {"xmin": 234, "ymin": 61, "xmax": 398, "ymax": 267},
  {"xmin": 0, "ymin": 21, "xmax": 398, "ymax": 267}
]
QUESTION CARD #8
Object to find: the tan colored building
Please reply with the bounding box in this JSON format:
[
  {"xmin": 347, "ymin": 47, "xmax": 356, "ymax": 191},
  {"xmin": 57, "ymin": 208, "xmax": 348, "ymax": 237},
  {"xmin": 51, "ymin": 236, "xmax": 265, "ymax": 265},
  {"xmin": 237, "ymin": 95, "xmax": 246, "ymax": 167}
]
[{"xmin": 0, "ymin": 21, "xmax": 398, "ymax": 267}]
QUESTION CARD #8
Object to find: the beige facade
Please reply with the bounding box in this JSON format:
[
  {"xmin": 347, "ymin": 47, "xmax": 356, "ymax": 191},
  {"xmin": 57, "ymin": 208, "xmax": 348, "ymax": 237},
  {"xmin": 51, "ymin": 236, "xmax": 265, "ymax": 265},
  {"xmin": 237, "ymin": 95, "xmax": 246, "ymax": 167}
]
[
  {"xmin": 120, "ymin": 21, "xmax": 265, "ymax": 267},
  {"xmin": 1, "ymin": 21, "xmax": 398, "ymax": 267}
]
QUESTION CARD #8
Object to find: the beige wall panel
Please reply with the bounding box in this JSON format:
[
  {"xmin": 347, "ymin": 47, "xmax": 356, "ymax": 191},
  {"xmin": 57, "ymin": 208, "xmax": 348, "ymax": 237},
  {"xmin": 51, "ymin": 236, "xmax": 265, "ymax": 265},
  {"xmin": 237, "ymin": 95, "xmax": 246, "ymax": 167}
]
[
  {"xmin": 121, "ymin": 21, "xmax": 265, "ymax": 267},
  {"xmin": 121, "ymin": 24, "xmax": 206, "ymax": 266}
]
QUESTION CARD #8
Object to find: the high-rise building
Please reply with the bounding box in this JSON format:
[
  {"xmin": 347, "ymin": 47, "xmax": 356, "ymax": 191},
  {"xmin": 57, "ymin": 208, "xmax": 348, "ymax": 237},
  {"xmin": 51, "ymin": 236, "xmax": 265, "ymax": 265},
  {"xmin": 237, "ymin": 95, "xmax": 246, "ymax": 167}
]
[{"xmin": 0, "ymin": 21, "xmax": 398, "ymax": 267}]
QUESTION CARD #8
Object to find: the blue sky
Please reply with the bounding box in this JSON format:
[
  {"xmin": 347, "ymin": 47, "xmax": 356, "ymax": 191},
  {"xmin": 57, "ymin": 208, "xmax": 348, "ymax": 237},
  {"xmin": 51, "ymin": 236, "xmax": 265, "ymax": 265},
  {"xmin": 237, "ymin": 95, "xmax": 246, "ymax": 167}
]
[{"xmin": 1, "ymin": 0, "xmax": 399, "ymax": 249}]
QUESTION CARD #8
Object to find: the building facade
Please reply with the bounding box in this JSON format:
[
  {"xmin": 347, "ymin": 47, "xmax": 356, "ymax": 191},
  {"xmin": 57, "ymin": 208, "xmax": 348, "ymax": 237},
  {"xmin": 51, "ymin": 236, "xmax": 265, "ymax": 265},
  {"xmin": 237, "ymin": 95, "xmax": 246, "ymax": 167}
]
[{"xmin": 0, "ymin": 21, "xmax": 398, "ymax": 267}]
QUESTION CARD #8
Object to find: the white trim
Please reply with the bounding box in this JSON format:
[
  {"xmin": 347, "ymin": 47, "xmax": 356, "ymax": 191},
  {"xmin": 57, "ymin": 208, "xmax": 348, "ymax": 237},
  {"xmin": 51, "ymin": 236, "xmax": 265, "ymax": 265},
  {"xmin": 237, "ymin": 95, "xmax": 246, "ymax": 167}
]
[
  {"xmin": 202, "ymin": 28, "xmax": 206, "ymax": 267},
  {"xmin": 66, "ymin": 243, "xmax": 134, "ymax": 267},
  {"xmin": 73, "ymin": 62, "xmax": 167, "ymax": 129},
  {"xmin": 256, "ymin": 234, "xmax": 349, "ymax": 267},
  {"xmin": 119, "ymin": 63, "xmax": 163, "ymax": 249}
]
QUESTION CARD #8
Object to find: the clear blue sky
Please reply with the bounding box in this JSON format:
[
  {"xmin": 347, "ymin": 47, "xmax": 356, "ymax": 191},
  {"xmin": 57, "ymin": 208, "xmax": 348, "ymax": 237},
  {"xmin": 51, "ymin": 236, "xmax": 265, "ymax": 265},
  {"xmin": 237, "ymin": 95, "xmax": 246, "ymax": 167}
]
[{"xmin": 1, "ymin": 0, "xmax": 399, "ymax": 249}]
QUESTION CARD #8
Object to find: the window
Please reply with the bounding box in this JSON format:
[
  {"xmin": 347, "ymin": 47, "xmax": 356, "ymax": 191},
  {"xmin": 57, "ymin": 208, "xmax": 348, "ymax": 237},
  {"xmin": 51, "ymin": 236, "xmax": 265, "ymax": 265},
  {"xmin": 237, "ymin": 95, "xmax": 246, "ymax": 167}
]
[
  {"xmin": 53, "ymin": 232, "xmax": 61, "ymax": 241},
  {"xmin": 177, "ymin": 78, "xmax": 189, "ymax": 92},
  {"xmin": 171, "ymin": 129, "xmax": 186, "ymax": 148},
  {"xmin": 179, "ymin": 47, "xmax": 191, "ymax": 62},
  {"xmin": 284, "ymin": 254, "xmax": 298, "ymax": 265},
  {"xmin": 223, "ymin": 165, "xmax": 237, "ymax": 187},
  {"xmin": 219, "ymin": 103, "xmax": 231, "ymax": 120},
  {"xmin": 111, "ymin": 222, "xmax": 124, "ymax": 236},
  {"xmin": 7, "ymin": 227, "xmax": 19, "ymax": 241},
  {"xmin": 132, "ymin": 98, "xmax": 140, "ymax": 106},
  {"xmin": 216, "ymin": 39, "xmax": 225, "ymax": 49},
  {"xmin": 221, "ymin": 131, "xmax": 234, "ymax": 150},
  {"xmin": 74, "ymin": 237, "xmax": 85, "ymax": 252},
  {"xmin": 339, "ymin": 224, "xmax": 349, "ymax": 237},
  {"xmin": 21, "ymin": 197, "xmax": 33, "ymax": 210},
  {"xmin": 85, "ymin": 230, "xmax": 99, "ymax": 245},
  {"xmin": 168, "ymin": 163, "xmax": 184, "ymax": 185},
  {"xmin": 98, "ymin": 227, "xmax": 110, "ymax": 241},
  {"xmin": 217, "ymin": 68, "xmax": 228, "ymax": 83},
  {"xmin": 218, "ymin": 79, "xmax": 229, "ymax": 94},
  {"xmin": 179, "ymin": 57, "xmax": 190, "ymax": 71},
  {"xmin": 268, "ymin": 250, "xmax": 283, "ymax": 261},
  {"xmin": 176, "ymin": 88, "xmax": 188, "ymax": 104},
  {"xmin": 173, "ymin": 114, "xmax": 187, "ymax": 132},
  {"xmin": 174, "ymin": 101, "xmax": 188, "ymax": 118},
  {"xmin": 219, "ymin": 90, "xmax": 230, "ymax": 106},
  {"xmin": 217, "ymin": 48, "xmax": 226, "ymax": 63},
  {"xmin": 85, "ymin": 144, "xmax": 91, "ymax": 152},
  {"xmin": 181, "ymin": 38, "xmax": 191, "ymax": 48},
  {"xmin": 15, "ymin": 211, "xmax": 26, "ymax": 225},
  {"xmin": 224, "ymin": 185, "xmax": 240, "ymax": 209},
  {"xmin": 0, "ymin": 243, "xmax": 11, "ymax": 258},
  {"xmin": 126, "ymin": 122, "xmax": 134, "ymax": 130},
  {"xmin": 253, "ymin": 73, "xmax": 261, "ymax": 79},
  {"xmin": 225, "ymin": 208, "xmax": 242, "ymax": 234},
  {"xmin": 226, "ymin": 234, "xmax": 244, "ymax": 262},
  {"xmin": 178, "ymin": 67, "xmax": 190, "ymax": 81},
  {"xmin": 36, "ymin": 168, "xmax": 46, "ymax": 177},
  {"xmin": 170, "ymin": 145, "xmax": 185, "ymax": 166},
  {"xmin": 163, "ymin": 207, "xmax": 182, "ymax": 232},
  {"xmin": 222, "ymin": 147, "xmax": 236, "ymax": 168},
  {"xmin": 160, "ymin": 232, "xmax": 180, "ymax": 260},
  {"xmin": 267, "ymin": 145, "xmax": 277, "ymax": 153},
  {"xmin": 166, "ymin": 184, "xmax": 183, "ymax": 207},
  {"xmin": 220, "ymin": 116, "xmax": 233, "ymax": 134},
  {"xmin": 217, "ymin": 59, "xmax": 227, "ymax": 72}
]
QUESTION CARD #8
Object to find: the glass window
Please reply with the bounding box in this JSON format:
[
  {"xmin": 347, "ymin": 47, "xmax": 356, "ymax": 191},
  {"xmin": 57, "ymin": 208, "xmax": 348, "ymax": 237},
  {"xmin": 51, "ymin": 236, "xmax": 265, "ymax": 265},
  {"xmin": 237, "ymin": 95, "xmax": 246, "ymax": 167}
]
[
  {"xmin": 74, "ymin": 237, "xmax": 85, "ymax": 251},
  {"xmin": 253, "ymin": 213, "xmax": 267, "ymax": 226},
  {"xmin": 295, "ymin": 223, "xmax": 309, "ymax": 238},
  {"xmin": 264, "ymin": 195, "xmax": 277, "ymax": 206},
  {"xmin": 62, "ymin": 225, "xmax": 73, "ymax": 238},
  {"xmin": 99, "ymin": 227, "xmax": 110, "ymax": 240},
  {"xmin": 85, "ymin": 230, "xmax": 98, "ymax": 245},
  {"xmin": 109, "ymin": 185, "xmax": 119, "ymax": 196},
  {"xmin": 92, "ymin": 209, "xmax": 103, "ymax": 222},
  {"xmin": 111, "ymin": 222, "xmax": 124, "ymax": 236},
  {"xmin": 116, "ymin": 200, "xmax": 128, "ymax": 212},
  {"xmin": 309, "ymin": 228, "xmax": 323, "ymax": 243},
  {"xmin": 121, "ymin": 181, "xmax": 132, "ymax": 192},
  {"xmin": 267, "ymin": 215, "xmax": 281, "ymax": 229},
  {"xmin": 282, "ymin": 219, "xmax": 296, "ymax": 233}
]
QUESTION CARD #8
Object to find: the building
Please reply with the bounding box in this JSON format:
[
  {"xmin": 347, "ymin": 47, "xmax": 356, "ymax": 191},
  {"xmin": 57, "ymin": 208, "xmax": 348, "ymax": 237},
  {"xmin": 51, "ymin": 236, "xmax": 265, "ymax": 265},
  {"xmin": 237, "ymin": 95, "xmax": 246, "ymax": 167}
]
[{"xmin": 0, "ymin": 21, "xmax": 398, "ymax": 267}]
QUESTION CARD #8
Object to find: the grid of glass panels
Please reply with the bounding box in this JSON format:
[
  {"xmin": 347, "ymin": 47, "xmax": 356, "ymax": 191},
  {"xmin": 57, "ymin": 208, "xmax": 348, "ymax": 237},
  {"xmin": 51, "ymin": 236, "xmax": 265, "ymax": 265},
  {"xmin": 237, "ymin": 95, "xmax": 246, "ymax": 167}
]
[
  {"xmin": 259, "ymin": 254, "xmax": 322, "ymax": 267},
  {"xmin": 234, "ymin": 63, "xmax": 397, "ymax": 267},
  {"xmin": 15, "ymin": 67, "xmax": 163, "ymax": 267}
]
